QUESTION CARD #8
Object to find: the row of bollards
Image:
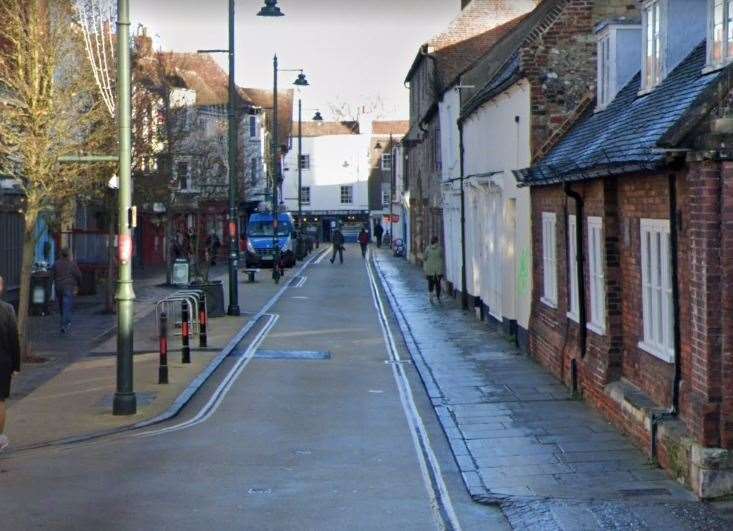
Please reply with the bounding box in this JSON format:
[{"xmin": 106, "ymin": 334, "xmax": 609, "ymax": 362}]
[{"xmin": 157, "ymin": 290, "xmax": 208, "ymax": 384}]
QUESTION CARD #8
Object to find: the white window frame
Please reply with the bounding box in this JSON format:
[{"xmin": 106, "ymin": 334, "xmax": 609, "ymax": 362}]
[
  {"xmin": 706, "ymin": 0, "xmax": 733, "ymax": 69},
  {"xmin": 639, "ymin": 219, "xmax": 674, "ymax": 362},
  {"xmin": 300, "ymin": 186, "xmax": 311, "ymax": 205},
  {"xmin": 299, "ymin": 154, "xmax": 310, "ymax": 170},
  {"xmin": 567, "ymin": 215, "xmax": 580, "ymax": 321},
  {"xmin": 587, "ymin": 217, "xmax": 606, "ymax": 334},
  {"xmin": 597, "ymin": 32, "xmax": 613, "ymax": 109},
  {"xmin": 382, "ymin": 186, "xmax": 391, "ymax": 207},
  {"xmin": 340, "ymin": 185, "xmax": 353, "ymax": 205},
  {"xmin": 381, "ymin": 153, "xmax": 392, "ymax": 171},
  {"xmin": 641, "ymin": 0, "xmax": 665, "ymax": 93},
  {"xmin": 174, "ymin": 156, "xmax": 194, "ymax": 192},
  {"xmin": 249, "ymin": 115, "xmax": 257, "ymax": 138},
  {"xmin": 541, "ymin": 212, "xmax": 557, "ymax": 308}
]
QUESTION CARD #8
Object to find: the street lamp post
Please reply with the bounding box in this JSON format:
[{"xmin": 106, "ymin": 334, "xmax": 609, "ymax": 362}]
[
  {"xmin": 113, "ymin": 0, "xmax": 136, "ymax": 415},
  {"xmin": 271, "ymin": 55, "xmax": 281, "ymax": 282},
  {"xmin": 226, "ymin": 0, "xmax": 240, "ymax": 316}
]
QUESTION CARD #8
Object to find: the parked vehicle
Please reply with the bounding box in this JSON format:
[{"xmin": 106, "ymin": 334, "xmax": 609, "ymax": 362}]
[{"xmin": 245, "ymin": 212, "xmax": 297, "ymax": 269}]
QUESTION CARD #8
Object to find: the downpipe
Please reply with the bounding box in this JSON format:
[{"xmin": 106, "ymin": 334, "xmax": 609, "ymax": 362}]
[{"xmin": 651, "ymin": 173, "xmax": 683, "ymax": 461}]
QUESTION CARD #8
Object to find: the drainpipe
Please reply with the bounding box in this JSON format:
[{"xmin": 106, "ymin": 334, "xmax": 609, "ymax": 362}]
[
  {"xmin": 564, "ymin": 184, "xmax": 587, "ymax": 361},
  {"xmin": 651, "ymin": 173, "xmax": 682, "ymax": 459},
  {"xmin": 458, "ymin": 121, "xmax": 468, "ymax": 310}
]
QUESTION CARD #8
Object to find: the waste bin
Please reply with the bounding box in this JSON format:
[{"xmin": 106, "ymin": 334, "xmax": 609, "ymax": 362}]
[
  {"xmin": 190, "ymin": 279, "xmax": 225, "ymax": 318},
  {"xmin": 29, "ymin": 271, "xmax": 52, "ymax": 316},
  {"xmin": 79, "ymin": 267, "xmax": 97, "ymax": 296}
]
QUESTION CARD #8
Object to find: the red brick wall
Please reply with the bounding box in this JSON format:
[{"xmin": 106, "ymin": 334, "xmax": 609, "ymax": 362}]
[{"xmin": 530, "ymin": 163, "xmax": 733, "ymax": 451}]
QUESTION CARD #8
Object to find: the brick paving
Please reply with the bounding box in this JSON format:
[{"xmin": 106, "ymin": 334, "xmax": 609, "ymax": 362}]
[{"xmin": 373, "ymin": 251, "xmax": 731, "ymax": 530}]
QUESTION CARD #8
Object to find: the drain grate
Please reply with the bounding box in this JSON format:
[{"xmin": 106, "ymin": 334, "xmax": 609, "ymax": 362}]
[{"xmin": 253, "ymin": 350, "xmax": 331, "ymax": 360}]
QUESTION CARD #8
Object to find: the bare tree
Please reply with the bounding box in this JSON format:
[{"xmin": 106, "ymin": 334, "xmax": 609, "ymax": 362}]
[{"xmin": 0, "ymin": 0, "xmax": 109, "ymax": 355}]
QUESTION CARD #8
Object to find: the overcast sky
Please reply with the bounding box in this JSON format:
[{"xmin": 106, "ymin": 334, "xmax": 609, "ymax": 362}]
[{"xmin": 130, "ymin": 0, "xmax": 459, "ymax": 121}]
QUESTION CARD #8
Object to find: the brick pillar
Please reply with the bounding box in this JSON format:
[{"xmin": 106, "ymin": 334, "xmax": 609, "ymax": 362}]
[
  {"xmin": 686, "ymin": 159, "xmax": 723, "ymax": 447},
  {"xmin": 720, "ymin": 161, "xmax": 733, "ymax": 448},
  {"xmin": 603, "ymin": 178, "xmax": 623, "ymax": 382}
]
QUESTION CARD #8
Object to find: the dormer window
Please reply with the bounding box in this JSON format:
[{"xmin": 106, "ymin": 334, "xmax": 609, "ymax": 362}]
[
  {"xmin": 641, "ymin": 0, "xmax": 664, "ymax": 92},
  {"xmin": 708, "ymin": 0, "xmax": 733, "ymax": 68},
  {"xmin": 595, "ymin": 22, "xmax": 642, "ymax": 110}
]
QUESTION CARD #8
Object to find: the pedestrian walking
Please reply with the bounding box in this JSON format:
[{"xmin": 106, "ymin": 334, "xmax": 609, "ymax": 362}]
[
  {"xmin": 358, "ymin": 227, "xmax": 370, "ymax": 258},
  {"xmin": 423, "ymin": 236, "xmax": 444, "ymax": 304},
  {"xmin": 330, "ymin": 227, "xmax": 345, "ymax": 264},
  {"xmin": 0, "ymin": 275, "xmax": 20, "ymax": 453},
  {"xmin": 51, "ymin": 248, "xmax": 82, "ymax": 334},
  {"xmin": 374, "ymin": 222, "xmax": 384, "ymax": 248}
]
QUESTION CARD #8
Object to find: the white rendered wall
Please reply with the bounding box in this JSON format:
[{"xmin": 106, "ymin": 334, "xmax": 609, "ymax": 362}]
[
  {"xmin": 283, "ymin": 134, "xmax": 370, "ymax": 214},
  {"xmin": 460, "ymin": 80, "xmax": 532, "ymax": 330}
]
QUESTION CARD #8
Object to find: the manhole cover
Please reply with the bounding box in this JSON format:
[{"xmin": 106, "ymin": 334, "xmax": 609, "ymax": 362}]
[
  {"xmin": 248, "ymin": 488, "xmax": 272, "ymax": 495},
  {"xmin": 254, "ymin": 350, "xmax": 331, "ymax": 360}
]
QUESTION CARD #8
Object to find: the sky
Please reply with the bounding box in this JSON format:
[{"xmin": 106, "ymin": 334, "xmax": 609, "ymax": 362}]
[{"xmin": 130, "ymin": 0, "xmax": 459, "ymax": 122}]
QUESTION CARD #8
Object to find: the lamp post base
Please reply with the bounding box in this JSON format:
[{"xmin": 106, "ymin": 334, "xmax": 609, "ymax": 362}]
[
  {"xmin": 227, "ymin": 305, "xmax": 241, "ymax": 317},
  {"xmin": 113, "ymin": 392, "xmax": 137, "ymax": 416}
]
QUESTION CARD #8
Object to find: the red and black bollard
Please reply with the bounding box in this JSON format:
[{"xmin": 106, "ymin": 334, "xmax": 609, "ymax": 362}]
[
  {"xmin": 181, "ymin": 301, "xmax": 191, "ymax": 364},
  {"xmin": 198, "ymin": 295, "xmax": 208, "ymax": 348},
  {"xmin": 159, "ymin": 311, "xmax": 169, "ymax": 384}
]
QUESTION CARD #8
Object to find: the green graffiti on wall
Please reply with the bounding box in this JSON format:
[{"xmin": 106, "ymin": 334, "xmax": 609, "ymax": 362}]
[{"xmin": 517, "ymin": 247, "xmax": 530, "ymax": 296}]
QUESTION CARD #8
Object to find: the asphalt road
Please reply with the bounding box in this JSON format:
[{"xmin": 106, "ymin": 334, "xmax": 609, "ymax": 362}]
[{"xmin": 0, "ymin": 246, "xmax": 506, "ymax": 531}]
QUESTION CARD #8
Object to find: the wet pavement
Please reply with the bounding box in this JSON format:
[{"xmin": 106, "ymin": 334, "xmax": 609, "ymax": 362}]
[{"xmin": 373, "ymin": 250, "xmax": 732, "ymax": 530}]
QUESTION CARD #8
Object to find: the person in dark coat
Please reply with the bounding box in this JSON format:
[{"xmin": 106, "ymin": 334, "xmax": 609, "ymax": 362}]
[
  {"xmin": 374, "ymin": 222, "xmax": 384, "ymax": 248},
  {"xmin": 330, "ymin": 227, "xmax": 345, "ymax": 264},
  {"xmin": 51, "ymin": 248, "xmax": 82, "ymax": 334},
  {"xmin": 357, "ymin": 227, "xmax": 370, "ymax": 258},
  {"xmin": 0, "ymin": 275, "xmax": 21, "ymax": 453}
]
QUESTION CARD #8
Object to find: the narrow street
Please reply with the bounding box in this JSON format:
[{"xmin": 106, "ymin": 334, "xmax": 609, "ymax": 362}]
[{"xmin": 0, "ymin": 246, "xmax": 505, "ymax": 531}]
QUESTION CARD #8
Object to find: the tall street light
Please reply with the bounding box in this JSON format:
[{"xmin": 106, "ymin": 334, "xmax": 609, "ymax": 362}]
[
  {"xmin": 113, "ymin": 0, "xmax": 136, "ymax": 415},
  {"xmin": 269, "ymin": 58, "xmax": 309, "ymax": 280}
]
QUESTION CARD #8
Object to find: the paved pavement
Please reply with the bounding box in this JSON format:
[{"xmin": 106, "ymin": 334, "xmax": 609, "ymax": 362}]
[
  {"xmin": 373, "ymin": 250, "xmax": 732, "ymax": 530},
  {"xmin": 0, "ymin": 245, "xmax": 506, "ymax": 530}
]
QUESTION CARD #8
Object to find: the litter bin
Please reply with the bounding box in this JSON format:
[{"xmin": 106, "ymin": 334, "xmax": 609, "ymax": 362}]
[
  {"xmin": 29, "ymin": 271, "xmax": 52, "ymax": 316},
  {"xmin": 190, "ymin": 279, "xmax": 225, "ymax": 318},
  {"xmin": 79, "ymin": 267, "xmax": 97, "ymax": 296}
]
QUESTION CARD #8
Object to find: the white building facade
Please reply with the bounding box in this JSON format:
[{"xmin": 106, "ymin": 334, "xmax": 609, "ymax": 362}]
[{"xmin": 282, "ymin": 122, "xmax": 370, "ymax": 242}]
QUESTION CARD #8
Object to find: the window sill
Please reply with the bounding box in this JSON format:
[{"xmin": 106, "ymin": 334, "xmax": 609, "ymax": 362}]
[
  {"xmin": 567, "ymin": 311, "xmax": 579, "ymax": 323},
  {"xmin": 586, "ymin": 321, "xmax": 605, "ymax": 336},
  {"xmin": 701, "ymin": 62, "xmax": 729, "ymax": 75},
  {"xmin": 638, "ymin": 341, "xmax": 674, "ymax": 363},
  {"xmin": 636, "ymin": 86, "xmax": 659, "ymax": 97},
  {"xmin": 540, "ymin": 297, "xmax": 557, "ymax": 309}
]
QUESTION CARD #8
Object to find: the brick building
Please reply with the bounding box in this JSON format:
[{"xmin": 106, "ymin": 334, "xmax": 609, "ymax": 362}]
[
  {"xmin": 518, "ymin": 0, "xmax": 733, "ymax": 498},
  {"xmin": 368, "ymin": 120, "xmax": 408, "ymax": 237}
]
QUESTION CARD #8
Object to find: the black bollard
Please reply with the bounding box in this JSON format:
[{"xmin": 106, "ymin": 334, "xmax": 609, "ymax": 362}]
[
  {"xmin": 159, "ymin": 311, "xmax": 169, "ymax": 384},
  {"xmin": 181, "ymin": 301, "xmax": 191, "ymax": 364},
  {"xmin": 199, "ymin": 294, "xmax": 208, "ymax": 348}
]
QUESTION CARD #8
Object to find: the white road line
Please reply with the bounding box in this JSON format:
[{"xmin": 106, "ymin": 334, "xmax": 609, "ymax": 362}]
[
  {"xmin": 314, "ymin": 248, "xmax": 330, "ymax": 264},
  {"xmin": 292, "ymin": 275, "xmax": 307, "ymax": 288},
  {"xmin": 365, "ymin": 250, "xmax": 462, "ymax": 531},
  {"xmin": 135, "ymin": 247, "xmax": 329, "ymax": 438},
  {"xmin": 137, "ymin": 314, "xmax": 279, "ymax": 437}
]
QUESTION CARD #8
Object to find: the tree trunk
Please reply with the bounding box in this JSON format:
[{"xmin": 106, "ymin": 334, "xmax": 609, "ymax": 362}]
[
  {"xmin": 17, "ymin": 207, "xmax": 39, "ymax": 360},
  {"xmin": 104, "ymin": 207, "xmax": 116, "ymax": 314}
]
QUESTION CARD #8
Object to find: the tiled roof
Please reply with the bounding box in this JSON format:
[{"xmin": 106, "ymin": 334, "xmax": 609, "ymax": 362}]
[
  {"xmin": 372, "ymin": 121, "xmax": 409, "ymax": 136},
  {"xmin": 519, "ymin": 41, "xmax": 726, "ymax": 186},
  {"xmin": 299, "ymin": 121, "xmax": 360, "ymax": 137},
  {"xmin": 433, "ymin": 14, "xmax": 529, "ymax": 90},
  {"xmin": 239, "ymin": 88, "xmax": 294, "ymax": 146}
]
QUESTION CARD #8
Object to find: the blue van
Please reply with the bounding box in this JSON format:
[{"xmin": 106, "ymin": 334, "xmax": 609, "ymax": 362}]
[{"xmin": 245, "ymin": 212, "xmax": 296, "ymax": 268}]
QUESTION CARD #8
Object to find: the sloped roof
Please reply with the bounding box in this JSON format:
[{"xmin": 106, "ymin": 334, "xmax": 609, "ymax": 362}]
[
  {"xmin": 405, "ymin": 0, "xmax": 538, "ymax": 83},
  {"xmin": 239, "ymin": 87, "xmax": 294, "ymax": 146},
  {"xmin": 299, "ymin": 121, "xmax": 359, "ymax": 137},
  {"xmin": 518, "ymin": 42, "xmax": 727, "ymax": 186},
  {"xmin": 460, "ymin": 0, "xmax": 568, "ymax": 118},
  {"xmin": 372, "ymin": 121, "xmax": 409, "ymax": 136},
  {"xmin": 433, "ymin": 13, "xmax": 529, "ymax": 90}
]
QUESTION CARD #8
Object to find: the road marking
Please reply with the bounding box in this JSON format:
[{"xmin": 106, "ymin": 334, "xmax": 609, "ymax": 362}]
[
  {"xmin": 290, "ymin": 275, "xmax": 307, "ymax": 288},
  {"xmin": 314, "ymin": 249, "xmax": 330, "ymax": 264},
  {"xmin": 135, "ymin": 247, "xmax": 330, "ymax": 438},
  {"xmin": 365, "ymin": 250, "xmax": 462, "ymax": 531}
]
